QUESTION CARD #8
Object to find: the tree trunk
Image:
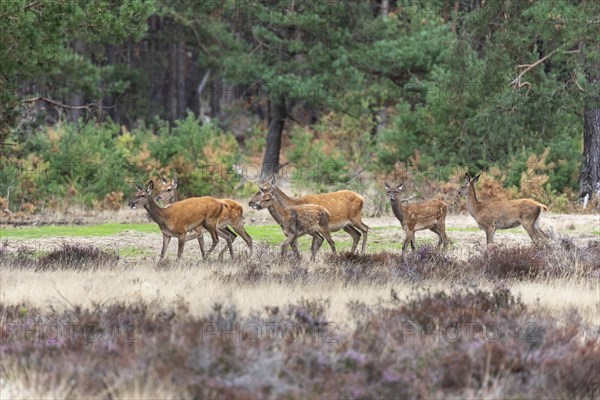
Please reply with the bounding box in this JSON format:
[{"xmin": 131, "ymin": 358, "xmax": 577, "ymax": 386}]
[
  {"xmin": 103, "ymin": 44, "xmax": 119, "ymax": 123},
  {"xmin": 261, "ymin": 95, "xmax": 286, "ymax": 180},
  {"xmin": 580, "ymin": 107, "xmax": 600, "ymax": 199},
  {"xmin": 67, "ymin": 39, "xmax": 85, "ymax": 123},
  {"xmin": 167, "ymin": 38, "xmax": 177, "ymax": 122},
  {"xmin": 176, "ymin": 29, "xmax": 186, "ymax": 119},
  {"xmin": 579, "ymin": 44, "xmax": 600, "ymax": 199},
  {"xmin": 380, "ymin": 0, "xmax": 389, "ymax": 17}
]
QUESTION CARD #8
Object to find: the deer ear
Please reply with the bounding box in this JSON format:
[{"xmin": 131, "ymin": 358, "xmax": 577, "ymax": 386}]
[
  {"xmin": 473, "ymin": 174, "xmax": 481, "ymax": 183},
  {"xmin": 464, "ymin": 173, "xmax": 471, "ymax": 183},
  {"xmin": 269, "ymin": 175, "xmax": 277, "ymax": 186},
  {"xmin": 146, "ymin": 180, "xmax": 155, "ymax": 193},
  {"xmin": 396, "ymin": 182, "xmax": 404, "ymax": 190},
  {"xmin": 172, "ymin": 174, "xmax": 178, "ymax": 187},
  {"xmin": 159, "ymin": 173, "xmax": 168, "ymax": 185},
  {"xmin": 384, "ymin": 181, "xmax": 390, "ymax": 189},
  {"xmin": 135, "ymin": 182, "xmax": 144, "ymax": 191}
]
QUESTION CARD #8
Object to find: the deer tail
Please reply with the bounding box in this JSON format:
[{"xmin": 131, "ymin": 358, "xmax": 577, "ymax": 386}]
[{"xmin": 532, "ymin": 201, "xmax": 548, "ymax": 211}]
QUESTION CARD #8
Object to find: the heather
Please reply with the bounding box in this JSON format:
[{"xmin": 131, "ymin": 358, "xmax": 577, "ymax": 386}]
[{"xmin": 1, "ymin": 288, "xmax": 598, "ymax": 399}]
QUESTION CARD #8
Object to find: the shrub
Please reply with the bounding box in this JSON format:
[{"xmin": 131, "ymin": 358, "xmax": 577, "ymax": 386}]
[
  {"xmin": 469, "ymin": 245, "xmax": 545, "ymax": 279},
  {"xmin": 37, "ymin": 244, "xmax": 119, "ymax": 270}
]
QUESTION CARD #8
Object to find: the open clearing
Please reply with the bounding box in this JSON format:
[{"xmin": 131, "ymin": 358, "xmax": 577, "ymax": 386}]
[
  {"xmin": 1, "ymin": 212, "xmax": 599, "ymax": 323},
  {"xmin": 1, "ymin": 210, "xmax": 599, "ymax": 398}
]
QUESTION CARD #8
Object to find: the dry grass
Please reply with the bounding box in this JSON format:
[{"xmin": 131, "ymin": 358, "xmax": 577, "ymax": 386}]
[
  {"xmin": 1, "ymin": 212, "xmax": 599, "ymax": 399},
  {"xmin": 1, "ymin": 243, "xmax": 598, "ymax": 325}
]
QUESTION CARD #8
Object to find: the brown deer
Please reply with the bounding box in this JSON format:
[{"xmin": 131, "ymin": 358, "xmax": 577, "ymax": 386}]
[
  {"xmin": 384, "ymin": 181, "xmax": 450, "ymax": 254},
  {"xmin": 248, "ymin": 177, "xmax": 369, "ymax": 254},
  {"xmin": 460, "ymin": 173, "xmax": 548, "ymax": 245},
  {"xmin": 252, "ymin": 184, "xmax": 336, "ymax": 261},
  {"xmin": 155, "ymin": 174, "xmax": 253, "ymax": 258},
  {"xmin": 128, "ymin": 181, "xmax": 230, "ymax": 259}
]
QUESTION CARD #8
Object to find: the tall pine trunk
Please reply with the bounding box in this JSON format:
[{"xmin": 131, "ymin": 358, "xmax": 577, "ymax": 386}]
[
  {"xmin": 176, "ymin": 29, "xmax": 186, "ymax": 120},
  {"xmin": 580, "ymin": 107, "xmax": 600, "ymax": 199},
  {"xmin": 579, "ymin": 45, "xmax": 600, "ymax": 199},
  {"xmin": 261, "ymin": 95, "xmax": 286, "ymax": 180}
]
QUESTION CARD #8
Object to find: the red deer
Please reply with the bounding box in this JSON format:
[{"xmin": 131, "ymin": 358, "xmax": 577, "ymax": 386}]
[
  {"xmin": 248, "ymin": 177, "xmax": 369, "ymax": 253},
  {"xmin": 460, "ymin": 173, "xmax": 548, "ymax": 245},
  {"xmin": 252, "ymin": 184, "xmax": 336, "ymax": 261},
  {"xmin": 128, "ymin": 181, "xmax": 230, "ymax": 259},
  {"xmin": 384, "ymin": 181, "xmax": 449, "ymax": 254},
  {"xmin": 155, "ymin": 174, "xmax": 253, "ymax": 258}
]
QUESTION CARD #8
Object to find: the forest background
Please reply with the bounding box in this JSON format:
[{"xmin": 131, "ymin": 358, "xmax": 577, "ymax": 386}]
[{"xmin": 1, "ymin": 0, "xmax": 599, "ymax": 215}]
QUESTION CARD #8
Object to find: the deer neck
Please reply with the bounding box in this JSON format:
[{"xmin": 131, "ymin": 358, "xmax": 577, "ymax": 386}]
[
  {"xmin": 466, "ymin": 184, "xmax": 480, "ymax": 218},
  {"xmin": 268, "ymin": 192, "xmax": 292, "ymax": 227},
  {"xmin": 274, "ymin": 187, "xmax": 300, "ymax": 205},
  {"xmin": 144, "ymin": 196, "xmax": 168, "ymax": 228},
  {"xmin": 390, "ymin": 197, "xmax": 407, "ymax": 226},
  {"xmin": 173, "ymin": 188, "xmax": 180, "ymax": 202}
]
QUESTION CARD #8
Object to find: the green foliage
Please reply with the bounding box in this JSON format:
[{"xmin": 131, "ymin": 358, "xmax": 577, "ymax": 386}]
[
  {"xmin": 2, "ymin": 0, "xmax": 598, "ymax": 210},
  {"xmin": 0, "ymin": 0, "xmax": 154, "ymax": 143},
  {"xmin": 0, "ymin": 115, "xmax": 240, "ymax": 210},
  {"xmin": 287, "ymin": 128, "xmax": 349, "ymax": 190}
]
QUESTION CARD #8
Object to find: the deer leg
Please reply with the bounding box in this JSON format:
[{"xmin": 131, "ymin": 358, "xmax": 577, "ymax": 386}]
[
  {"xmin": 351, "ymin": 220, "xmax": 370, "ymax": 255},
  {"xmin": 440, "ymin": 222, "xmax": 450, "ymax": 248},
  {"xmin": 484, "ymin": 226, "xmax": 495, "ymax": 245},
  {"xmin": 402, "ymin": 231, "xmax": 414, "ymax": 254},
  {"xmin": 281, "ymin": 234, "xmax": 298, "ymax": 259},
  {"xmin": 217, "ymin": 227, "xmax": 235, "ymax": 260},
  {"xmin": 533, "ymin": 209, "xmax": 549, "ymax": 239},
  {"xmin": 289, "ymin": 239, "xmax": 301, "ymax": 258},
  {"xmin": 321, "ymin": 229, "xmax": 337, "ymax": 254},
  {"xmin": 196, "ymin": 234, "xmax": 206, "ymax": 259},
  {"xmin": 310, "ymin": 234, "xmax": 324, "ymax": 262},
  {"xmin": 160, "ymin": 235, "xmax": 171, "ymax": 259},
  {"xmin": 176, "ymin": 235, "xmax": 186, "ymax": 259},
  {"xmin": 233, "ymin": 224, "xmax": 253, "ymax": 256},
  {"xmin": 343, "ymin": 225, "xmax": 361, "ymax": 254},
  {"xmin": 522, "ymin": 220, "xmax": 545, "ymax": 245},
  {"xmin": 430, "ymin": 226, "xmax": 443, "ymax": 248},
  {"xmin": 203, "ymin": 224, "xmax": 220, "ymax": 258}
]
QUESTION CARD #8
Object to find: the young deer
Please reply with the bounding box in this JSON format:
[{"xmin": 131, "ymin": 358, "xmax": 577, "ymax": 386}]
[
  {"xmin": 155, "ymin": 174, "xmax": 253, "ymax": 258},
  {"xmin": 128, "ymin": 181, "xmax": 230, "ymax": 259},
  {"xmin": 384, "ymin": 181, "xmax": 449, "ymax": 254},
  {"xmin": 460, "ymin": 173, "xmax": 548, "ymax": 245},
  {"xmin": 248, "ymin": 177, "xmax": 369, "ymax": 254},
  {"xmin": 253, "ymin": 185, "xmax": 336, "ymax": 261}
]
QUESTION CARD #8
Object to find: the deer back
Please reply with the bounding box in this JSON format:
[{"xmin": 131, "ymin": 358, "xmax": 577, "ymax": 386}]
[
  {"xmin": 403, "ymin": 199, "xmax": 448, "ymax": 229},
  {"xmin": 289, "ymin": 190, "xmax": 364, "ymax": 223},
  {"xmin": 162, "ymin": 196, "xmax": 224, "ymax": 232},
  {"xmin": 476, "ymin": 198, "xmax": 547, "ymax": 226}
]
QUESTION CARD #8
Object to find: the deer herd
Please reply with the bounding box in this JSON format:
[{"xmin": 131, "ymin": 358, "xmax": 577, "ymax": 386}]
[{"xmin": 128, "ymin": 172, "xmax": 549, "ymax": 261}]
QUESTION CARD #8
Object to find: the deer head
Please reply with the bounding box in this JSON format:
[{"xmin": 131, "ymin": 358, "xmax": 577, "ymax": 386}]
[
  {"xmin": 155, "ymin": 174, "xmax": 178, "ymax": 203},
  {"xmin": 249, "ymin": 185, "xmax": 274, "ymax": 210},
  {"xmin": 459, "ymin": 173, "xmax": 480, "ymax": 197},
  {"xmin": 384, "ymin": 181, "xmax": 404, "ymax": 201},
  {"xmin": 128, "ymin": 181, "xmax": 154, "ymax": 209}
]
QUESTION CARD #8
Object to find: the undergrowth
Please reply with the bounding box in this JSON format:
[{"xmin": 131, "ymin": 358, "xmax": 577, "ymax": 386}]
[{"xmin": 1, "ymin": 288, "xmax": 598, "ymax": 398}]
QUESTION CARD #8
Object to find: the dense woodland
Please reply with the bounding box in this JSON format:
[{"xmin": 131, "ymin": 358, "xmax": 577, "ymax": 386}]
[{"xmin": 1, "ymin": 0, "xmax": 599, "ymax": 213}]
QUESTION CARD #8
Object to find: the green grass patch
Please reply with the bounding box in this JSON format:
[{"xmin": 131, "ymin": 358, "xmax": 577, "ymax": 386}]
[{"xmin": 0, "ymin": 223, "xmax": 160, "ymax": 240}]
